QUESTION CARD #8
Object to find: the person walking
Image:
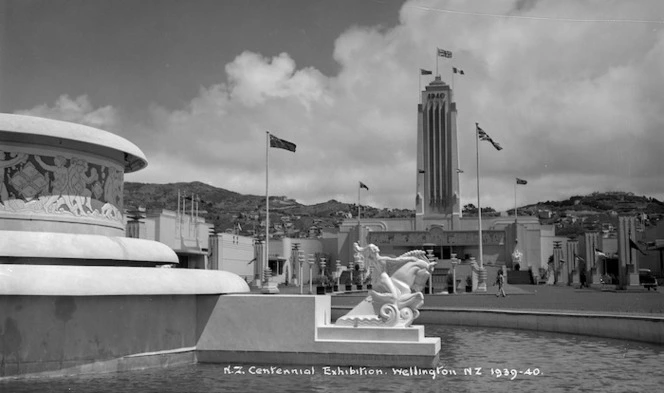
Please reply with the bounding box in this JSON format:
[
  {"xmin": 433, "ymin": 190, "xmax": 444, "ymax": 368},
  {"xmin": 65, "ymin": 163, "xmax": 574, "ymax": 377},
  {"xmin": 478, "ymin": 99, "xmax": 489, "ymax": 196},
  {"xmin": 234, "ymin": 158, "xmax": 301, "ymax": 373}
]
[{"xmin": 496, "ymin": 270, "xmax": 507, "ymax": 297}]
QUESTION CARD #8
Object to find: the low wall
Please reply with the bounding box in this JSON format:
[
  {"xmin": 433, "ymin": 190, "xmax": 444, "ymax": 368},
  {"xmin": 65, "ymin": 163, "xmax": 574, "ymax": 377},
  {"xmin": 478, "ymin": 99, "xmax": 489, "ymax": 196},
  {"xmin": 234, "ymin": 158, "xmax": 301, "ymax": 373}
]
[
  {"xmin": 0, "ymin": 265, "xmax": 251, "ymax": 379},
  {"xmin": 0, "ymin": 295, "xmax": 199, "ymax": 378},
  {"xmin": 332, "ymin": 306, "xmax": 664, "ymax": 345}
]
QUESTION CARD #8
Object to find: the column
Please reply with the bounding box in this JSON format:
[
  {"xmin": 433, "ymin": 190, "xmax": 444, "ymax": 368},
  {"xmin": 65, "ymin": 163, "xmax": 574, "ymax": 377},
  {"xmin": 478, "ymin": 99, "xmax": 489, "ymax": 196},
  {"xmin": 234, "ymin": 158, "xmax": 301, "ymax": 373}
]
[
  {"xmin": 567, "ymin": 239, "xmax": 579, "ymax": 286},
  {"xmin": 553, "ymin": 241, "xmax": 562, "ymax": 285},
  {"xmin": 584, "ymin": 232, "xmax": 602, "ymax": 286},
  {"xmin": 618, "ymin": 216, "xmax": 640, "ymax": 287}
]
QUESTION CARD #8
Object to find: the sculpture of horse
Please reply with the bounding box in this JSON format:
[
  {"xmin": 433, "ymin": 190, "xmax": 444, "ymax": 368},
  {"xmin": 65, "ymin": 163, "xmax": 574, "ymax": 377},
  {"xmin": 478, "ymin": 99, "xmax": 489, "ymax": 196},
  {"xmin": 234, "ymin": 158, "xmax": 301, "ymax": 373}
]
[{"xmin": 337, "ymin": 243, "xmax": 436, "ymax": 327}]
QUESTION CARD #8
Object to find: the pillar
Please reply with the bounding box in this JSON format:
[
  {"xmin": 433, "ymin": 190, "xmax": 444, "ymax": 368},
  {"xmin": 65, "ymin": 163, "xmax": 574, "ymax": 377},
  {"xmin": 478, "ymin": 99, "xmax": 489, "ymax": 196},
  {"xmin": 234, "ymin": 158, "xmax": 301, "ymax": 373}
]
[
  {"xmin": 583, "ymin": 232, "xmax": 602, "ymax": 286},
  {"xmin": 618, "ymin": 216, "xmax": 640, "ymax": 288},
  {"xmin": 567, "ymin": 239, "xmax": 579, "ymax": 286},
  {"xmin": 552, "ymin": 241, "xmax": 562, "ymax": 285}
]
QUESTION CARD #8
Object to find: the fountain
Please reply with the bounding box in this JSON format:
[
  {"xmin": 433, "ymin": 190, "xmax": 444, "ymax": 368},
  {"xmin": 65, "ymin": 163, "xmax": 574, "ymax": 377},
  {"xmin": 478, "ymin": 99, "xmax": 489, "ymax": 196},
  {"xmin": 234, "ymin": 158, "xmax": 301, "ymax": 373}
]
[
  {"xmin": 0, "ymin": 113, "xmax": 249, "ymax": 378},
  {"xmin": 0, "ymin": 113, "xmax": 440, "ymax": 378}
]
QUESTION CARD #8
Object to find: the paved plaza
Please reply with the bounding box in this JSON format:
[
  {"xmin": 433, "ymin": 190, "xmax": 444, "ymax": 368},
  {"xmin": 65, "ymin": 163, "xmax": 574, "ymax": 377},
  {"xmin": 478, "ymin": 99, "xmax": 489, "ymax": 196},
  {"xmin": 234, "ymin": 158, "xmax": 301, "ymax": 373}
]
[{"xmin": 268, "ymin": 283, "xmax": 664, "ymax": 315}]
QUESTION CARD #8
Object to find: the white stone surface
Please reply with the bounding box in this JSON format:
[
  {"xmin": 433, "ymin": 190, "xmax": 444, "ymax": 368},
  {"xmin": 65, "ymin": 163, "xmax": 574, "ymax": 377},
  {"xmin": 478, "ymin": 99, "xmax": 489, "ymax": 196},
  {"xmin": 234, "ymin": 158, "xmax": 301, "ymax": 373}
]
[
  {"xmin": 197, "ymin": 295, "xmax": 441, "ymax": 362},
  {"xmin": 0, "ymin": 113, "xmax": 147, "ymax": 172},
  {"xmin": 0, "ymin": 265, "xmax": 251, "ymax": 295},
  {"xmin": 0, "ymin": 230, "xmax": 178, "ymax": 262}
]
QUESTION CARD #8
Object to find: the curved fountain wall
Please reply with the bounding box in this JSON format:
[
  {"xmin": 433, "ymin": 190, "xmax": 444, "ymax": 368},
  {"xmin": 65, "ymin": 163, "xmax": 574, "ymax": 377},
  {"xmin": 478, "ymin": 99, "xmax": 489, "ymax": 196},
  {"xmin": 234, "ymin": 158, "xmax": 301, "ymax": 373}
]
[
  {"xmin": 0, "ymin": 114, "xmax": 144, "ymax": 236},
  {"xmin": 0, "ymin": 113, "xmax": 250, "ymax": 378}
]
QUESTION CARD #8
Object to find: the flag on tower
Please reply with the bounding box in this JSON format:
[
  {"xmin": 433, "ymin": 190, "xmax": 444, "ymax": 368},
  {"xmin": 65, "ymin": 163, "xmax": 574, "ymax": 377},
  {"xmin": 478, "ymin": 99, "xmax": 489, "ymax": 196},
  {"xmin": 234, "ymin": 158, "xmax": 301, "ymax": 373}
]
[
  {"xmin": 453, "ymin": 67, "xmax": 465, "ymax": 75},
  {"xmin": 516, "ymin": 178, "xmax": 528, "ymax": 185},
  {"xmin": 437, "ymin": 48, "xmax": 453, "ymax": 58},
  {"xmin": 476, "ymin": 123, "xmax": 503, "ymax": 151},
  {"xmin": 359, "ymin": 181, "xmax": 369, "ymax": 191},
  {"xmin": 420, "ymin": 69, "xmax": 432, "ymax": 75},
  {"xmin": 269, "ymin": 134, "xmax": 296, "ymax": 152}
]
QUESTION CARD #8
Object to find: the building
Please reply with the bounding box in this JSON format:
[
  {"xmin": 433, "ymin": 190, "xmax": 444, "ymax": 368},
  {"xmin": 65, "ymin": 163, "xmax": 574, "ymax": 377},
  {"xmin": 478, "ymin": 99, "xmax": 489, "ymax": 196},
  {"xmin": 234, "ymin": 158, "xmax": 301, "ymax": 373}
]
[
  {"xmin": 415, "ymin": 76, "xmax": 461, "ymax": 231},
  {"xmin": 209, "ymin": 232, "xmax": 254, "ymax": 282},
  {"xmin": 332, "ymin": 75, "xmax": 551, "ymax": 289},
  {"xmin": 126, "ymin": 208, "xmax": 211, "ymax": 269}
]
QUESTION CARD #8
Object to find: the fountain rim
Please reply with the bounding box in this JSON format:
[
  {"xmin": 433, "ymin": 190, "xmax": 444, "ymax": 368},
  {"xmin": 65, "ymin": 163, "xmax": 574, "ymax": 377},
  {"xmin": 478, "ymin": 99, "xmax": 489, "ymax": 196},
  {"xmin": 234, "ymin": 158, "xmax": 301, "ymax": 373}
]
[{"xmin": 0, "ymin": 113, "xmax": 147, "ymax": 173}]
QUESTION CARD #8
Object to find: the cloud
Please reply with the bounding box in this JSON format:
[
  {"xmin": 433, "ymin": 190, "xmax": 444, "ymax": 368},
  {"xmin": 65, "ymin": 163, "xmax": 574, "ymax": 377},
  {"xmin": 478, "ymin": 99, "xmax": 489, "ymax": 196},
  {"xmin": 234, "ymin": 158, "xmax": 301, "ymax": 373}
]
[
  {"xmin": 16, "ymin": 0, "xmax": 664, "ymax": 212},
  {"xmin": 16, "ymin": 95, "xmax": 119, "ymax": 130}
]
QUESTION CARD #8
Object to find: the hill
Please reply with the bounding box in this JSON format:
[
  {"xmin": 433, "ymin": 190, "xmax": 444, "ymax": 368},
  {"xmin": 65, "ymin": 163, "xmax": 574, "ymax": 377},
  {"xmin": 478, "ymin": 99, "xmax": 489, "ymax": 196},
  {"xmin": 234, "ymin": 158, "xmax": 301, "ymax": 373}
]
[
  {"xmin": 124, "ymin": 183, "xmax": 664, "ymax": 238},
  {"xmin": 518, "ymin": 191, "xmax": 664, "ymax": 236},
  {"xmin": 123, "ymin": 181, "xmax": 413, "ymax": 238}
]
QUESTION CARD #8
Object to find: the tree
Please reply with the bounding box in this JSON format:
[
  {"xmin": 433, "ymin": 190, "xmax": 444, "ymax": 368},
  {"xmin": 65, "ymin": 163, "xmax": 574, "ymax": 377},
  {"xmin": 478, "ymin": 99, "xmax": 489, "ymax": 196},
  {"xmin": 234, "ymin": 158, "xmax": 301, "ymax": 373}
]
[{"xmin": 463, "ymin": 204, "xmax": 478, "ymax": 215}]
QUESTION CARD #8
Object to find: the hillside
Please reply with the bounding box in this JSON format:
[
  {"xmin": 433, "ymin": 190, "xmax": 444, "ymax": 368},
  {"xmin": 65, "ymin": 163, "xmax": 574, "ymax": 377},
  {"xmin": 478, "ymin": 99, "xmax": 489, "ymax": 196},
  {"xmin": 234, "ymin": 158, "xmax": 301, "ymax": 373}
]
[
  {"xmin": 124, "ymin": 183, "xmax": 664, "ymax": 238},
  {"xmin": 518, "ymin": 191, "xmax": 664, "ymax": 236},
  {"xmin": 123, "ymin": 181, "xmax": 413, "ymax": 238}
]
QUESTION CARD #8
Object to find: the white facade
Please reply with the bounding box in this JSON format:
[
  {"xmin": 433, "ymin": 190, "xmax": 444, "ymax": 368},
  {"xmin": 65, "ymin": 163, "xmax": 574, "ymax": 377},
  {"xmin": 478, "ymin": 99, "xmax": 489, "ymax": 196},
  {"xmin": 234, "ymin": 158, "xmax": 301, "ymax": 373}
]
[
  {"xmin": 126, "ymin": 209, "xmax": 211, "ymax": 269},
  {"xmin": 209, "ymin": 233, "xmax": 254, "ymax": 282}
]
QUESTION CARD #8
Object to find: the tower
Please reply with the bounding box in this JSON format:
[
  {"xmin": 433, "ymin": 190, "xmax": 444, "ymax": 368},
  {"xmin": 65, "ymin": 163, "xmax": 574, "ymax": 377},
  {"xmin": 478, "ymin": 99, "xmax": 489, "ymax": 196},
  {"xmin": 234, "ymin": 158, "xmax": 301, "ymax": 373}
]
[{"xmin": 415, "ymin": 76, "xmax": 460, "ymax": 230}]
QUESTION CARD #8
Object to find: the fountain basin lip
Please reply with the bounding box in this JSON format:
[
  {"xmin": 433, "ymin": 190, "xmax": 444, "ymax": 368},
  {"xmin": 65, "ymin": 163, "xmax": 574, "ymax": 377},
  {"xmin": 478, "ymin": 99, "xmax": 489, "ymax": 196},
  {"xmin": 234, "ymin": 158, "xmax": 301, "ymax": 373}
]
[
  {"xmin": 0, "ymin": 113, "xmax": 147, "ymax": 173},
  {"xmin": 0, "ymin": 230, "xmax": 179, "ymax": 263},
  {"xmin": 0, "ymin": 265, "xmax": 251, "ymax": 296}
]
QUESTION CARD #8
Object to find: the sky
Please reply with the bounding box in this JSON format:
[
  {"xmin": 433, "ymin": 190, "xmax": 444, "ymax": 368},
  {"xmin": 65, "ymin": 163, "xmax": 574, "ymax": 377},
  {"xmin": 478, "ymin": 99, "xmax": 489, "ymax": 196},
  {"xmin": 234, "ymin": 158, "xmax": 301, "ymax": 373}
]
[{"xmin": 2, "ymin": 0, "xmax": 664, "ymax": 212}]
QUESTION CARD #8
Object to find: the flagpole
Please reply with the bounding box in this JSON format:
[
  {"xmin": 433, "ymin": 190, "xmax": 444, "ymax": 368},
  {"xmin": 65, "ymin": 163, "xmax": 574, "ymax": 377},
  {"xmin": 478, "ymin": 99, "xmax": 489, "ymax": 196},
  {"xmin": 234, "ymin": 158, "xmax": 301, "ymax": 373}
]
[
  {"xmin": 182, "ymin": 191, "xmax": 186, "ymax": 236},
  {"xmin": 418, "ymin": 70, "xmax": 421, "ymax": 104},
  {"xmin": 435, "ymin": 49, "xmax": 439, "ymax": 76},
  {"xmin": 358, "ymin": 183, "xmax": 361, "ymax": 245},
  {"xmin": 476, "ymin": 123, "xmax": 483, "ymax": 270},
  {"xmin": 265, "ymin": 131, "xmax": 270, "ymax": 286},
  {"xmin": 514, "ymin": 180, "xmax": 518, "ymax": 230}
]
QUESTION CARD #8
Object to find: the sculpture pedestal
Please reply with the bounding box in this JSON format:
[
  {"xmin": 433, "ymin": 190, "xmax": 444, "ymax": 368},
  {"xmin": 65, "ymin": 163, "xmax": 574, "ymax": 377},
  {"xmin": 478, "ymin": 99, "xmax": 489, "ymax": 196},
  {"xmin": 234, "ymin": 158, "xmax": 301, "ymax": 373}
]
[
  {"xmin": 197, "ymin": 294, "xmax": 440, "ymax": 368},
  {"xmin": 316, "ymin": 324, "xmax": 440, "ymax": 367}
]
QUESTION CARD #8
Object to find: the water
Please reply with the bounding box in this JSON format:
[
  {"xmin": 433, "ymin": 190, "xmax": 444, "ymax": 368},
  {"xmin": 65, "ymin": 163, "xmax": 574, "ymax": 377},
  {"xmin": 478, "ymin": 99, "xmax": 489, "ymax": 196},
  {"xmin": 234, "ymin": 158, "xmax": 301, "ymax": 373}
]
[{"xmin": 2, "ymin": 326, "xmax": 662, "ymax": 393}]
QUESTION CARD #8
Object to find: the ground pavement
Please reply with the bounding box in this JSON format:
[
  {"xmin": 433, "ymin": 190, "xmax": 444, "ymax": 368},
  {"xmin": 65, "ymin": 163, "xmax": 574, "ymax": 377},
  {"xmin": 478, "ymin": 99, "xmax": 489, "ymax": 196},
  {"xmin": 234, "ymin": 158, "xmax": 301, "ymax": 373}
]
[{"xmin": 262, "ymin": 283, "xmax": 664, "ymax": 315}]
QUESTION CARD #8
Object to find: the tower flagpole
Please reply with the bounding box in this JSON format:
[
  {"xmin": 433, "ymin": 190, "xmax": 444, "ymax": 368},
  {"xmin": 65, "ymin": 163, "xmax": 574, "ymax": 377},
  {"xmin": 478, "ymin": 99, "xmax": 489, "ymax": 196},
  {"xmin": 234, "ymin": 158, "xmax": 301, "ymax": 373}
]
[
  {"xmin": 358, "ymin": 181, "xmax": 370, "ymax": 245},
  {"xmin": 476, "ymin": 123, "xmax": 483, "ymax": 270},
  {"xmin": 264, "ymin": 131, "xmax": 270, "ymax": 286}
]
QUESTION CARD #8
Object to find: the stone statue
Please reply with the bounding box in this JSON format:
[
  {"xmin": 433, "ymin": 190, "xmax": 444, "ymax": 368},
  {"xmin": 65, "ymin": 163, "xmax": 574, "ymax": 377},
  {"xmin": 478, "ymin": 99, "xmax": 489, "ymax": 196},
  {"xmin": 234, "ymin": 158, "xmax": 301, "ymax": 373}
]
[{"xmin": 335, "ymin": 243, "xmax": 436, "ymax": 327}]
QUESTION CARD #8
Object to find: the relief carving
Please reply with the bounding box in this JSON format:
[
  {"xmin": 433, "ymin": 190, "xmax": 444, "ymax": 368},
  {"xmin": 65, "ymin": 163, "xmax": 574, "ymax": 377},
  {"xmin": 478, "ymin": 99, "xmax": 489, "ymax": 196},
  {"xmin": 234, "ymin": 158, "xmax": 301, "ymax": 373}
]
[{"xmin": 0, "ymin": 149, "xmax": 124, "ymax": 222}]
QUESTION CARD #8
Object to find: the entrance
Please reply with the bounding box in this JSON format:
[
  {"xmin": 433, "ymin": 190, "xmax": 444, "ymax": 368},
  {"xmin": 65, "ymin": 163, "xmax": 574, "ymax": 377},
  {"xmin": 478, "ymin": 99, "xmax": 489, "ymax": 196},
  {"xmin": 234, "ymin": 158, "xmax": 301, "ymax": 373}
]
[{"xmin": 604, "ymin": 257, "xmax": 619, "ymax": 285}]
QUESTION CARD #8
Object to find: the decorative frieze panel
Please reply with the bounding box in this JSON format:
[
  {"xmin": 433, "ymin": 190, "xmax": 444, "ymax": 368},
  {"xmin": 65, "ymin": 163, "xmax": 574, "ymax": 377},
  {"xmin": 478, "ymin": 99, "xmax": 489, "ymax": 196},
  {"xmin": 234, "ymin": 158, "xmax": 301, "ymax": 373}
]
[
  {"xmin": 0, "ymin": 147, "xmax": 124, "ymax": 224},
  {"xmin": 367, "ymin": 228, "xmax": 505, "ymax": 247}
]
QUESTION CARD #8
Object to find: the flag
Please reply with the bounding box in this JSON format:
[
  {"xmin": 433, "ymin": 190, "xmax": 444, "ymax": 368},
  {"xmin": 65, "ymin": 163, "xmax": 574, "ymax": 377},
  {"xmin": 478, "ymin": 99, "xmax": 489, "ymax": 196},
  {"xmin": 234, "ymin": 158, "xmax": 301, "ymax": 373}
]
[
  {"xmin": 437, "ymin": 48, "xmax": 452, "ymax": 58},
  {"xmin": 595, "ymin": 248, "xmax": 606, "ymax": 258},
  {"xmin": 420, "ymin": 69, "xmax": 432, "ymax": 75},
  {"xmin": 359, "ymin": 181, "xmax": 369, "ymax": 191},
  {"xmin": 453, "ymin": 67, "xmax": 465, "ymax": 75},
  {"xmin": 476, "ymin": 123, "xmax": 503, "ymax": 151},
  {"xmin": 629, "ymin": 238, "xmax": 647, "ymax": 255},
  {"xmin": 269, "ymin": 134, "xmax": 296, "ymax": 152},
  {"xmin": 516, "ymin": 178, "xmax": 528, "ymax": 185}
]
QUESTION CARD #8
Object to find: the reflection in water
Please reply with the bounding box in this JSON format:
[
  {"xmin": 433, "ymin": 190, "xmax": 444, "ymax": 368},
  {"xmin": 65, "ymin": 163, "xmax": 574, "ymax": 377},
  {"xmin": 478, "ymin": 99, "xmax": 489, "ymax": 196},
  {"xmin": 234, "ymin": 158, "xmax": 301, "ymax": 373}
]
[{"xmin": 2, "ymin": 325, "xmax": 662, "ymax": 393}]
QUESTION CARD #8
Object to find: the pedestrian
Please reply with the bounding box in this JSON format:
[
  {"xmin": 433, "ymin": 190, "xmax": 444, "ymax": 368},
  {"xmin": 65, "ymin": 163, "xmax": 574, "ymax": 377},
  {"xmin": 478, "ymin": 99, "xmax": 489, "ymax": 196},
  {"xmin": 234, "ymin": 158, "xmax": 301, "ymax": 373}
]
[
  {"xmin": 496, "ymin": 270, "xmax": 506, "ymax": 297},
  {"xmin": 580, "ymin": 270, "xmax": 587, "ymax": 288}
]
